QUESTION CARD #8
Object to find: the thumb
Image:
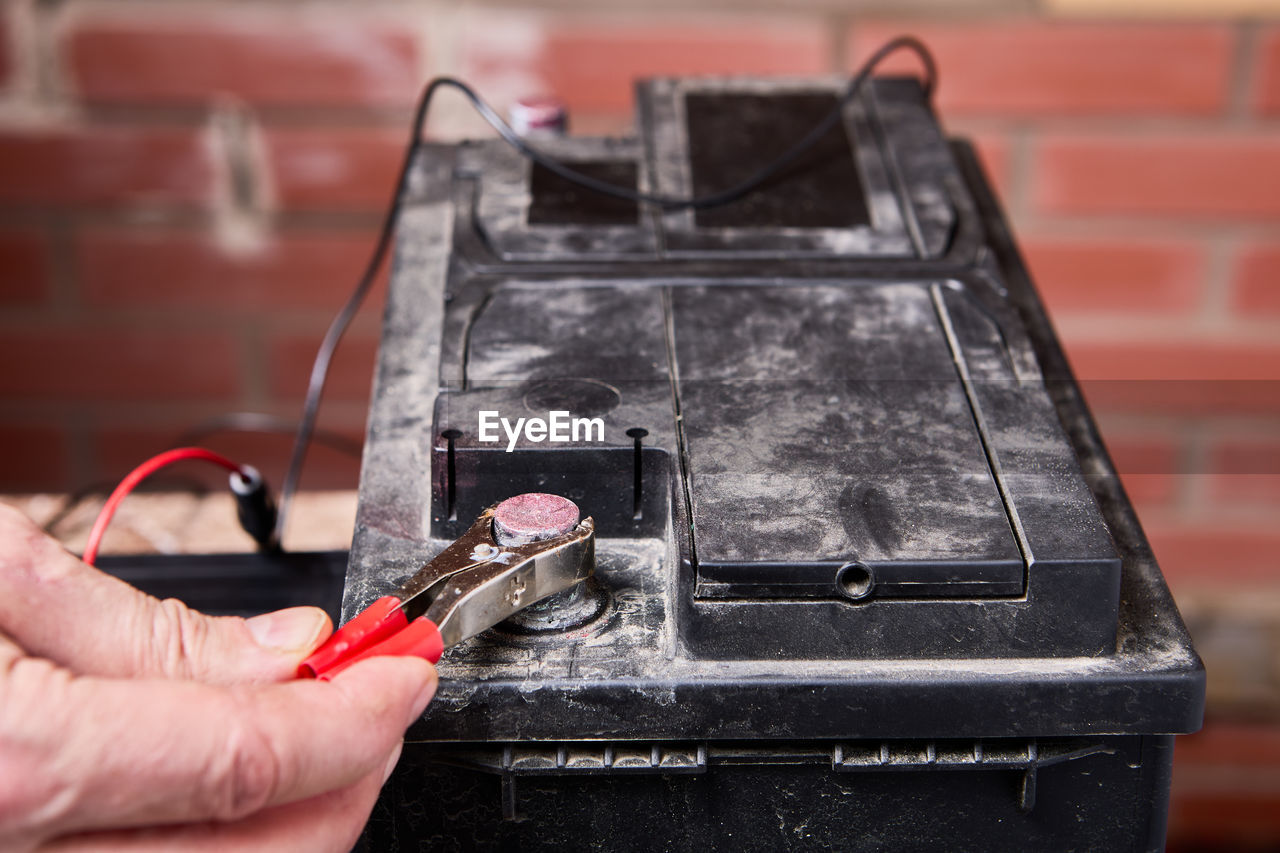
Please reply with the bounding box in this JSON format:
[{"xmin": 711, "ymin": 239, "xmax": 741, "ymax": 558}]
[
  {"xmin": 0, "ymin": 503, "xmax": 331, "ymax": 683},
  {"xmin": 117, "ymin": 597, "xmax": 333, "ymax": 684},
  {"xmin": 244, "ymin": 607, "xmax": 336, "ymax": 659}
]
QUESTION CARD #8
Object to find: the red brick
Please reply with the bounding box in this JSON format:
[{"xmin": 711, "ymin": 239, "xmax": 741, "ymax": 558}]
[
  {"xmin": 1143, "ymin": 522, "xmax": 1280, "ymax": 586},
  {"xmin": 957, "ymin": 128, "xmax": 1013, "ymax": 198},
  {"xmin": 0, "ymin": 329, "xmax": 238, "ymax": 401},
  {"xmin": 1169, "ymin": 791, "xmax": 1280, "ymax": 851},
  {"xmin": 1022, "ymin": 236, "xmax": 1205, "ymax": 315},
  {"xmin": 0, "ymin": 228, "xmax": 53, "ymax": 305},
  {"xmin": 1173, "ymin": 724, "xmax": 1280, "ymax": 848},
  {"xmin": 1100, "ymin": 430, "xmax": 1182, "ymax": 508},
  {"xmin": 77, "ymin": 227, "xmax": 384, "ymax": 311},
  {"xmin": 1033, "ymin": 134, "xmax": 1280, "ymax": 220},
  {"xmin": 0, "ymin": 9, "xmax": 12, "ymax": 92},
  {"xmin": 0, "ymin": 424, "xmax": 70, "ymax": 492},
  {"xmin": 1232, "ymin": 243, "xmax": 1280, "ymax": 316},
  {"xmin": 66, "ymin": 14, "xmax": 420, "ymax": 108},
  {"xmin": 1176, "ymin": 723, "xmax": 1280, "ymax": 770},
  {"xmin": 0, "ymin": 127, "xmax": 213, "ymax": 208},
  {"xmin": 850, "ymin": 22, "xmax": 1232, "ymax": 118},
  {"xmin": 1254, "ymin": 26, "xmax": 1280, "ymax": 115},
  {"xmin": 1079, "ymin": 379, "xmax": 1280, "ymax": 416},
  {"xmin": 267, "ymin": 333, "xmax": 378, "ymax": 403},
  {"xmin": 1207, "ymin": 434, "xmax": 1280, "ymax": 505},
  {"xmin": 965, "ymin": 131, "xmax": 1012, "ymax": 199},
  {"xmin": 94, "ymin": 424, "xmax": 362, "ymax": 490},
  {"xmin": 264, "ymin": 128, "xmax": 405, "ymax": 212},
  {"xmin": 1067, "ymin": 340, "xmax": 1280, "ymax": 415},
  {"xmin": 465, "ymin": 19, "xmax": 829, "ymax": 116},
  {"xmin": 1069, "ymin": 340, "xmax": 1280, "ymax": 381},
  {"xmin": 563, "ymin": 114, "xmax": 632, "ymax": 137}
]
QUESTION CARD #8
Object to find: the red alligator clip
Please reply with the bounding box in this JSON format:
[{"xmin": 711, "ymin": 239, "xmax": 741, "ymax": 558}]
[{"xmin": 298, "ymin": 493, "xmax": 595, "ymax": 680}]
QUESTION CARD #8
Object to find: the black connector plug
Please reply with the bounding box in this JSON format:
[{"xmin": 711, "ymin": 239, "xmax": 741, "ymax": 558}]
[{"xmin": 229, "ymin": 466, "xmax": 280, "ymax": 553}]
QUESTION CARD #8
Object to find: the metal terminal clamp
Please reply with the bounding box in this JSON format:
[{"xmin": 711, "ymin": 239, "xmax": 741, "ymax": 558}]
[
  {"xmin": 299, "ymin": 493, "xmax": 594, "ymax": 679},
  {"xmin": 398, "ymin": 499, "xmax": 596, "ymax": 647}
]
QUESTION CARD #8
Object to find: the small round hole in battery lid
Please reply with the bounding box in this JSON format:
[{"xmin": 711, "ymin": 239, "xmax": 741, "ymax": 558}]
[{"xmin": 836, "ymin": 562, "xmax": 875, "ymax": 602}]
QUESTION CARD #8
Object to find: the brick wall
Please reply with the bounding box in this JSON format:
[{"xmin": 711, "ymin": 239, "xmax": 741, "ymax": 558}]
[{"xmin": 1, "ymin": 0, "xmax": 1278, "ymax": 846}]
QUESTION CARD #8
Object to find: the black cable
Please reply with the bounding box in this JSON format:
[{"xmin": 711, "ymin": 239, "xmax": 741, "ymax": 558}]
[
  {"xmin": 272, "ymin": 35, "xmax": 937, "ymax": 545},
  {"xmin": 50, "ymin": 414, "xmax": 357, "ymax": 542},
  {"xmin": 272, "ymin": 74, "xmax": 444, "ymax": 546},
  {"xmin": 460, "ymin": 35, "xmax": 935, "ymax": 209}
]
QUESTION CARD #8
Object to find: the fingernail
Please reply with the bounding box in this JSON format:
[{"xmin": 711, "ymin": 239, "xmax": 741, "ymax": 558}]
[
  {"xmin": 382, "ymin": 741, "xmax": 404, "ymax": 784},
  {"xmin": 246, "ymin": 607, "xmax": 331, "ymax": 655}
]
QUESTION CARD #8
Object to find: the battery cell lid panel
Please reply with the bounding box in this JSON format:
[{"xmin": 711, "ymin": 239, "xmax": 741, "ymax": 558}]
[
  {"xmin": 451, "ymin": 277, "xmax": 1117, "ymax": 605},
  {"xmin": 673, "ymin": 283, "xmax": 1025, "ymax": 598},
  {"xmin": 684, "ymin": 91, "xmax": 872, "ymax": 230},
  {"xmin": 465, "ymin": 77, "xmax": 959, "ymax": 263},
  {"xmin": 465, "ymin": 286, "xmax": 669, "ymax": 386}
]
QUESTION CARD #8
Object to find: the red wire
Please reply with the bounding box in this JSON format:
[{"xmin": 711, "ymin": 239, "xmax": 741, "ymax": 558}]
[{"xmin": 82, "ymin": 447, "xmax": 245, "ymax": 566}]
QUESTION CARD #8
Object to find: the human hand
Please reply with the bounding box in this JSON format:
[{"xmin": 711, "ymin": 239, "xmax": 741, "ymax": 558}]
[{"xmin": 0, "ymin": 504, "xmax": 437, "ymax": 852}]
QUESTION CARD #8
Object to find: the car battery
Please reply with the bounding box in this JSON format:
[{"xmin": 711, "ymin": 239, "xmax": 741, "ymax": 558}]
[{"xmin": 345, "ymin": 76, "xmax": 1205, "ymax": 851}]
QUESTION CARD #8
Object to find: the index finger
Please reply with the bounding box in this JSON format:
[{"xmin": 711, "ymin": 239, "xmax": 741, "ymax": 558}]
[
  {"xmin": 1, "ymin": 653, "xmax": 436, "ymax": 844},
  {"xmin": 0, "ymin": 503, "xmax": 330, "ymax": 685}
]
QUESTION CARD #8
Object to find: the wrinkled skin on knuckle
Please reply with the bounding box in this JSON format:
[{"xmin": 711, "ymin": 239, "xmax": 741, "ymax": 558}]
[
  {"xmin": 142, "ymin": 598, "xmax": 269, "ymax": 685},
  {"xmin": 200, "ymin": 690, "xmax": 282, "ymax": 822},
  {"xmin": 144, "ymin": 597, "xmax": 217, "ymax": 681}
]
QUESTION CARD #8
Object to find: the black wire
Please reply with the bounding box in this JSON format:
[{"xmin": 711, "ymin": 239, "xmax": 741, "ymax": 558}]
[
  {"xmin": 464, "ymin": 35, "xmax": 936, "ymax": 209},
  {"xmin": 272, "ymin": 35, "xmax": 937, "ymax": 545},
  {"xmin": 50, "ymin": 414, "xmax": 356, "ymax": 540},
  {"xmin": 272, "ymin": 75, "xmax": 444, "ymax": 546}
]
